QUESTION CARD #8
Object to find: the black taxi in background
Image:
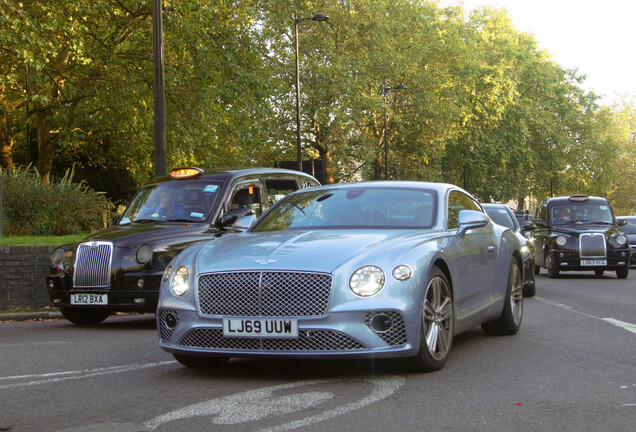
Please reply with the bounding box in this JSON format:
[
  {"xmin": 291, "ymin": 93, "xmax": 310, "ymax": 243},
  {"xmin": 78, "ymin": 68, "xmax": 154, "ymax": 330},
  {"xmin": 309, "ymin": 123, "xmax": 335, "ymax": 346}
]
[
  {"xmin": 530, "ymin": 194, "xmax": 631, "ymax": 279},
  {"xmin": 46, "ymin": 167, "xmax": 320, "ymax": 324}
]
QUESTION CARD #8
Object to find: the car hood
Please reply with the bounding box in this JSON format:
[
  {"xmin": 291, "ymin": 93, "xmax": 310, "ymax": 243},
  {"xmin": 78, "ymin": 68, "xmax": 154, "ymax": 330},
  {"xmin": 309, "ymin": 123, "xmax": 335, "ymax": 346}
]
[
  {"xmin": 83, "ymin": 222, "xmax": 214, "ymax": 249},
  {"xmin": 195, "ymin": 229, "xmax": 421, "ymax": 273},
  {"xmin": 551, "ymin": 224, "xmax": 618, "ymax": 237}
]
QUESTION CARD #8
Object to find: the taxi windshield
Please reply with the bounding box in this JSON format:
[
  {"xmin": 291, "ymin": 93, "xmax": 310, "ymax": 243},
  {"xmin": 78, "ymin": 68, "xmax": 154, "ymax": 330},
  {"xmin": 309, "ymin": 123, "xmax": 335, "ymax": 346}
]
[
  {"xmin": 119, "ymin": 181, "xmax": 222, "ymax": 224},
  {"xmin": 550, "ymin": 203, "xmax": 614, "ymax": 226}
]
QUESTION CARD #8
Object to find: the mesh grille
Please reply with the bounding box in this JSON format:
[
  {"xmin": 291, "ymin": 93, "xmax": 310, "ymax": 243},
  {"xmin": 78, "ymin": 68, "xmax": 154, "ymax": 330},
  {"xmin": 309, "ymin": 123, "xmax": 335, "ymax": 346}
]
[
  {"xmin": 198, "ymin": 271, "xmax": 332, "ymax": 317},
  {"xmin": 580, "ymin": 233, "xmax": 606, "ymax": 257},
  {"xmin": 179, "ymin": 328, "xmax": 366, "ymax": 351},
  {"xmin": 73, "ymin": 242, "xmax": 113, "ymax": 288},
  {"xmin": 365, "ymin": 311, "xmax": 408, "ymax": 346},
  {"xmin": 159, "ymin": 310, "xmax": 179, "ymax": 342}
]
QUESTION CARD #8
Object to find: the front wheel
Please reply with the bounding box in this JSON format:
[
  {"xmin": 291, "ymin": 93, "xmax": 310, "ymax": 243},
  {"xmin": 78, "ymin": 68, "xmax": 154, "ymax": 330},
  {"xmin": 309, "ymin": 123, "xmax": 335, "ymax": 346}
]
[
  {"xmin": 405, "ymin": 266, "xmax": 454, "ymax": 372},
  {"xmin": 59, "ymin": 307, "xmax": 111, "ymax": 325},
  {"xmin": 616, "ymin": 266, "xmax": 629, "ymax": 279},
  {"xmin": 482, "ymin": 260, "xmax": 523, "ymax": 336}
]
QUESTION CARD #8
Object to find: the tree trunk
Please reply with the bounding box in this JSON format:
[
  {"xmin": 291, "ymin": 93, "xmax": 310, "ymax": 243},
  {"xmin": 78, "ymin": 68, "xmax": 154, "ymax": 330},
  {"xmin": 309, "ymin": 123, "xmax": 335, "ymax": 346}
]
[
  {"xmin": 36, "ymin": 109, "xmax": 55, "ymax": 184},
  {"xmin": 318, "ymin": 147, "xmax": 334, "ymax": 184},
  {"xmin": 0, "ymin": 112, "xmax": 15, "ymax": 169}
]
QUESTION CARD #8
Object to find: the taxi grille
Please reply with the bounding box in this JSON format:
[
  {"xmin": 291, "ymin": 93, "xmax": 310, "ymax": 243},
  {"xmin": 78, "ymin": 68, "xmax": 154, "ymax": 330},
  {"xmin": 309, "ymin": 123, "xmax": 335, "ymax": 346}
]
[
  {"xmin": 579, "ymin": 233, "xmax": 606, "ymax": 257},
  {"xmin": 179, "ymin": 328, "xmax": 366, "ymax": 351},
  {"xmin": 197, "ymin": 271, "xmax": 332, "ymax": 317},
  {"xmin": 73, "ymin": 242, "xmax": 113, "ymax": 288}
]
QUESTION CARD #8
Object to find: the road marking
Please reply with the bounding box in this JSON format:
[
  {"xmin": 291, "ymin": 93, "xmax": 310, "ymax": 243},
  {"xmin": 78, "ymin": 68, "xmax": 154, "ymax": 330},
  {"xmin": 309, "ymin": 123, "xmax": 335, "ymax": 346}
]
[
  {"xmin": 0, "ymin": 361, "xmax": 176, "ymax": 390},
  {"xmin": 535, "ymin": 297, "xmax": 636, "ymax": 335}
]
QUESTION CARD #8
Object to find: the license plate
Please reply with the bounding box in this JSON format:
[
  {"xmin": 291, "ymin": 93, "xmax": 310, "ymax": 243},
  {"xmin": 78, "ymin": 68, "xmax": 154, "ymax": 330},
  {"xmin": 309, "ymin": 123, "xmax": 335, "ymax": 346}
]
[
  {"xmin": 70, "ymin": 294, "xmax": 108, "ymax": 305},
  {"xmin": 581, "ymin": 259, "xmax": 607, "ymax": 266},
  {"xmin": 222, "ymin": 318, "xmax": 298, "ymax": 338}
]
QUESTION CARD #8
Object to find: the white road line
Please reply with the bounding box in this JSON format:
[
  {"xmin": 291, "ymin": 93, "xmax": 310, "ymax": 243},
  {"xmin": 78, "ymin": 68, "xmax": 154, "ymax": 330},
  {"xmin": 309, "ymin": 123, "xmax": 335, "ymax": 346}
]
[
  {"xmin": 535, "ymin": 297, "xmax": 636, "ymax": 334},
  {"xmin": 0, "ymin": 361, "xmax": 176, "ymax": 390}
]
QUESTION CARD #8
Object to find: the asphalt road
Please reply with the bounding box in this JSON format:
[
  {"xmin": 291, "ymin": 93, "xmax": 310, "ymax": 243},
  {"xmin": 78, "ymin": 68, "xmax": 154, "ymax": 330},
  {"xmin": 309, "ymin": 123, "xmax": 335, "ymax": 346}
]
[{"xmin": 1, "ymin": 270, "xmax": 634, "ymax": 432}]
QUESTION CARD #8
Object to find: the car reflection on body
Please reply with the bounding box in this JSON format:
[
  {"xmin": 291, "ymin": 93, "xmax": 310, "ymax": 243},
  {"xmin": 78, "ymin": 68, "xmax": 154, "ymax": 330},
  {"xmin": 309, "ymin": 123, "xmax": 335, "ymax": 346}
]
[
  {"xmin": 616, "ymin": 216, "xmax": 636, "ymax": 266},
  {"xmin": 483, "ymin": 203, "xmax": 536, "ymax": 297},
  {"xmin": 158, "ymin": 182, "xmax": 525, "ymax": 372}
]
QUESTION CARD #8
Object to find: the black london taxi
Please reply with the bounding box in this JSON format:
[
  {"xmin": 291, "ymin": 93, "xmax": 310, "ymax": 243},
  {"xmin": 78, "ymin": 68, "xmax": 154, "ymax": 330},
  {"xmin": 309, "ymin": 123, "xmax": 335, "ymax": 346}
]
[
  {"xmin": 46, "ymin": 167, "xmax": 320, "ymax": 324},
  {"xmin": 530, "ymin": 194, "xmax": 631, "ymax": 279}
]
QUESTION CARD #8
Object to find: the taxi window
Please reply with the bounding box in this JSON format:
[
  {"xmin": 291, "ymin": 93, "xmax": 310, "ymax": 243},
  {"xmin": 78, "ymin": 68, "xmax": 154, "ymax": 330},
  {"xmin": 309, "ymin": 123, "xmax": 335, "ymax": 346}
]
[
  {"xmin": 229, "ymin": 185, "xmax": 262, "ymax": 217},
  {"xmin": 265, "ymin": 179, "xmax": 298, "ymax": 206}
]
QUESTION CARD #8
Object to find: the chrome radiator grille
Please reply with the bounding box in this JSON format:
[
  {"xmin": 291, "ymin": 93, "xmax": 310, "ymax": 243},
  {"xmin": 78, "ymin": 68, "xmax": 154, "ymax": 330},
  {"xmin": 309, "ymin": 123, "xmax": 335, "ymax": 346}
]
[
  {"xmin": 197, "ymin": 271, "xmax": 332, "ymax": 317},
  {"xmin": 73, "ymin": 241, "xmax": 113, "ymax": 288},
  {"xmin": 579, "ymin": 233, "xmax": 606, "ymax": 257}
]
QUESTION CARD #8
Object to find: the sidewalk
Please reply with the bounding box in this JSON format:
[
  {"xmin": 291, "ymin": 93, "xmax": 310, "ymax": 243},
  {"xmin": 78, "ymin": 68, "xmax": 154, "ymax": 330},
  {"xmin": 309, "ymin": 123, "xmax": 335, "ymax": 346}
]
[{"xmin": 0, "ymin": 308, "xmax": 63, "ymax": 322}]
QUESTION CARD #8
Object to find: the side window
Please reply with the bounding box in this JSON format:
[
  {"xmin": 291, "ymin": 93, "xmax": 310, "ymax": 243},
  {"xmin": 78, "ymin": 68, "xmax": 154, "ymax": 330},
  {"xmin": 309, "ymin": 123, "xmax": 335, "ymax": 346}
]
[
  {"xmin": 229, "ymin": 184, "xmax": 262, "ymax": 217},
  {"xmin": 537, "ymin": 203, "xmax": 547, "ymax": 221},
  {"xmin": 447, "ymin": 190, "xmax": 481, "ymax": 230},
  {"xmin": 264, "ymin": 179, "xmax": 298, "ymax": 206}
]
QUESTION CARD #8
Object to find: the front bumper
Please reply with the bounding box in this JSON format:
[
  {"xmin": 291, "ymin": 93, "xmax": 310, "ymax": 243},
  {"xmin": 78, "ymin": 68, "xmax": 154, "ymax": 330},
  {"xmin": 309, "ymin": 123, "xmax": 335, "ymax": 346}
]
[
  {"xmin": 549, "ymin": 249, "xmax": 631, "ymax": 272},
  {"xmin": 157, "ymin": 308, "xmax": 422, "ymax": 360}
]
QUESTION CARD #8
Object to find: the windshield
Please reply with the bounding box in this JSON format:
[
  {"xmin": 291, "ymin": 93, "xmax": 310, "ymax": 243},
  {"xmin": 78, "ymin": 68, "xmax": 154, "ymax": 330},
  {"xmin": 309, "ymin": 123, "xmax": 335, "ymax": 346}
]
[
  {"xmin": 253, "ymin": 186, "xmax": 437, "ymax": 232},
  {"xmin": 619, "ymin": 218, "xmax": 636, "ymax": 234},
  {"xmin": 484, "ymin": 207, "xmax": 516, "ymax": 230},
  {"xmin": 119, "ymin": 181, "xmax": 223, "ymax": 224},
  {"xmin": 550, "ymin": 202, "xmax": 614, "ymax": 226}
]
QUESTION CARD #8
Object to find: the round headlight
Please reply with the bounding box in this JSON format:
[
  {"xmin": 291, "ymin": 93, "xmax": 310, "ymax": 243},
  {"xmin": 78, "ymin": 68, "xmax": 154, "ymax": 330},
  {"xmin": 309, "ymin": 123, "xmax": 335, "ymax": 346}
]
[
  {"xmin": 616, "ymin": 234, "xmax": 627, "ymax": 246},
  {"xmin": 163, "ymin": 265, "xmax": 172, "ymax": 281},
  {"xmin": 171, "ymin": 266, "xmax": 190, "ymax": 296},
  {"xmin": 392, "ymin": 265, "xmax": 412, "ymax": 281},
  {"xmin": 50, "ymin": 247, "xmax": 66, "ymax": 268},
  {"xmin": 520, "ymin": 245, "xmax": 531, "ymax": 258},
  {"xmin": 350, "ymin": 266, "xmax": 385, "ymax": 297},
  {"xmin": 136, "ymin": 244, "xmax": 153, "ymax": 264},
  {"xmin": 556, "ymin": 236, "xmax": 567, "ymax": 247}
]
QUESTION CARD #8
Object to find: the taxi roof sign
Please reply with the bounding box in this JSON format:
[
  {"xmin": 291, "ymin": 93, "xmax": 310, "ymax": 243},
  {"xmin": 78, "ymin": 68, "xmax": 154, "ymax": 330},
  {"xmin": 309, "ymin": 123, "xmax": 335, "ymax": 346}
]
[
  {"xmin": 170, "ymin": 167, "xmax": 203, "ymax": 179},
  {"xmin": 568, "ymin": 194, "xmax": 589, "ymax": 202}
]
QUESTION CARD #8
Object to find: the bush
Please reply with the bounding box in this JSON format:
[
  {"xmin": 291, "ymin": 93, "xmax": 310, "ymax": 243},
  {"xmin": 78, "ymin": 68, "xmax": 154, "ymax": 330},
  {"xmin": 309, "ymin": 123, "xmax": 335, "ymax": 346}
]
[{"xmin": 1, "ymin": 166, "xmax": 114, "ymax": 236}]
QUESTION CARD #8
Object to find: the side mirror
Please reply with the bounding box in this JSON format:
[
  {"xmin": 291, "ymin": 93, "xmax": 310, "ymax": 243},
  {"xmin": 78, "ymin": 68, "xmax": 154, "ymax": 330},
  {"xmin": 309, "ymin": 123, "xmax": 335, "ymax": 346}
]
[
  {"xmin": 110, "ymin": 214, "xmax": 122, "ymax": 226},
  {"xmin": 534, "ymin": 218, "xmax": 547, "ymax": 227},
  {"xmin": 218, "ymin": 207, "xmax": 254, "ymax": 227},
  {"xmin": 618, "ymin": 219, "xmax": 627, "ymax": 227},
  {"xmin": 457, "ymin": 210, "xmax": 489, "ymax": 237},
  {"xmin": 233, "ymin": 215, "xmax": 257, "ymax": 232}
]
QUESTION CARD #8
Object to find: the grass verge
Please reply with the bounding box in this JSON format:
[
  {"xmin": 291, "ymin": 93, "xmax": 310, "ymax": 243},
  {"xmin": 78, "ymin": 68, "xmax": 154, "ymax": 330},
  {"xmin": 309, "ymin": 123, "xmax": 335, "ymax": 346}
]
[{"xmin": 0, "ymin": 234, "xmax": 86, "ymax": 246}]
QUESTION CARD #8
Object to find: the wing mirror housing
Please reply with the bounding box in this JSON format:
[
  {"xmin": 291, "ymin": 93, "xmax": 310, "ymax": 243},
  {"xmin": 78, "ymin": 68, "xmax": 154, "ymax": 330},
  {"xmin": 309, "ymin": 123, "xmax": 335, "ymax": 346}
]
[
  {"xmin": 618, "ymin": 219, "xmax": 627, "ymax": 227},
  {"xmin": 218, "ymin": 207, "xmax": 254, "ymax": 228},
  {"xmin": 534, "ymin": 218, "xmax": 547, "ymax": 227},
  {"xmin": 232, "ymin": 215, "xmax": 257, "ymax": 232},
  {"xmin": 457, "ymin": 210, "xmax": 489, "ymax": 237}
]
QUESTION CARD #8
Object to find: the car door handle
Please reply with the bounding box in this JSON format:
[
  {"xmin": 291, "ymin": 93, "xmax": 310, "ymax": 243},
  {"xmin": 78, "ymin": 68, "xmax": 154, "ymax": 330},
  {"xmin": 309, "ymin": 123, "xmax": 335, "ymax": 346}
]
[{"xmin": 487, "ymin": 244, "xmax": 495, "ymax": 253}]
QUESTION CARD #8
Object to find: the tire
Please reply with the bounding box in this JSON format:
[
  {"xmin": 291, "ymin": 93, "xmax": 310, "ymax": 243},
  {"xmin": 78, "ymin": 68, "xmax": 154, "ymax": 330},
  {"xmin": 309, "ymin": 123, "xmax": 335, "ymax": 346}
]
[
  {"xmin": 616, "ymin": 266, "xmax": 629, "ymax": 279},
  {"xmin": 546, "ymin": 255, "xmax": 559, "ymax": 279},
  {"xmin": 594, "ymin": 269, "xmax": 604, "ymax": 277},
  {"xmin": 406, "ymin": 266, "xmax": 454, "ymax": 372},
  {"xmin": 59, "ymin": 307, "xmax": 111, "ymax": 325},
  {"xmin": 482, "ymin": 260, "xmax": 523, "ymax": 336},
  {"xmin": 534, "ymin": 265, "xmax": 540, "ymax": 275},
  {"xmin": 173, "ymin": 354, "xmax": 230, "ymax": 369},
  {"xmin": 523, "ymin": 279, "xmax": 536, "ymax": 297}
]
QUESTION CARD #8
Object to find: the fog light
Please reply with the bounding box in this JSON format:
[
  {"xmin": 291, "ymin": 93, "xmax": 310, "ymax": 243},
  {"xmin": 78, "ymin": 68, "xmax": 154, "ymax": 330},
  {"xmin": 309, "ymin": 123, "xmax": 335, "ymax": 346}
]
[
  {"xmin": 621, "ymin": 252, "xmax": 626, "ymax": 257},
  {"xmin": 618, "ymin": 262, "xmax": 625, "ymax": 265},
  {"xmin": 165, "ymin": 313, "xmax": 178, "ymax": 330},
  {"xmin": 136, "ymin": 278, "xmax": 144, "ymax": 288},
  {"xmin": 48, "ymin": 280, "xmax": 55, "ymax": 289},
  {"xmin": 133, "ymin": 298, "xmax": 145, "ymax": 305},
  {"xmin": 559, "ymin": 253, "xmax": 564, "ymax": 258},
  {"xmin": 53, "ymin": 298, "xmax": 61, "ymax": 303},
  {"xmin": 369, "ymin": 314, "xmax": 393, "ymax": 333}
]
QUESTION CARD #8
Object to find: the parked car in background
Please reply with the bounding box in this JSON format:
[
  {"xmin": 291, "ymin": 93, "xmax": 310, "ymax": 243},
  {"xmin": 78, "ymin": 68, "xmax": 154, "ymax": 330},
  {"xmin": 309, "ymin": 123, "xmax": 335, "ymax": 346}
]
[
  {"xmin": 530, "ymin": 195, "xmax": 630, "ymax": 279},
  {"xmin": 514, "ymin": 210, "xmax": 536, "ymax": 236},
  {"xmin": 616, "ymin": 216, "xmax": 636, "ymax": 266},
  {"xmin": 158, "ymin": 181, "xmax": 525, "ymax": 372},
  {"xmin": 483, "ymin": 204, "xmax": 536, "ymax": 296},
  {"xmin": 46, "ymin": 167, "xmax": 320, "ymax": 325}
]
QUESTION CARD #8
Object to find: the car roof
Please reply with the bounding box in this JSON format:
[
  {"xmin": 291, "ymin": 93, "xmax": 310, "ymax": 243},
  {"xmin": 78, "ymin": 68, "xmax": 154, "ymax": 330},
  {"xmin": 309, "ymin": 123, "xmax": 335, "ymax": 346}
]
[
  {"xmin": 148, "ymin": 167, "xmax": 319, "ymax": 184},
  {"xmin": 543, "ymin": 195, "xmax": 609, "ymax": 205}
]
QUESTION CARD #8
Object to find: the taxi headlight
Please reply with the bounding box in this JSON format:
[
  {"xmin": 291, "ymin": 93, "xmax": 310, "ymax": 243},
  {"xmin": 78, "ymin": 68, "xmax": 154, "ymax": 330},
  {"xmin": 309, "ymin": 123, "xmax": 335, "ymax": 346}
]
[
  {"xmin": 520, "ymin": 245, "xmax": 531, "ymax": 259},
  {"xmin": 556, "ymin": 236, "xmax": 567, "ymax": 247},
  {"xmin": 171, "ymin": 266, "xmax": 190, "ymax": 296},
  {"xmin": 136, "ymin": 244, "xmax": 153, "ymax": 264},
  {"xmin": 350, "ymin": 266, "xmax": 385, "ymax": 297},
  {"xmin": 616, "ymin": 234, "xmax": 627, "ymax": 246},
  {"xmin": 50, "ymin": 247, "xmax": 66, "ymax": 268}
]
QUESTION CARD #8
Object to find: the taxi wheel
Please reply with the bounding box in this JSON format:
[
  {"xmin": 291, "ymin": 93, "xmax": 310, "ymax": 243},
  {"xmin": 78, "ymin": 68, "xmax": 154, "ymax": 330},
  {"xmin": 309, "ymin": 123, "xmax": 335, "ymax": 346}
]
[
  {"xmin": 173, "ymin": 354, "xmax": 229, "ymax": 369},
  {"xmin": 546, "ymin": 255, "xmax": 559, "ymax": 279},
  {"xmin": 482, "ymin": 260, "xmax": 523, "ymax": 336},
  {"xmin": 59, "ymin": 307, "xmax": 111, "ymax": 325},
  {"xmin": 406, "ymin": 266, "xmax": 454, "ymax": 372},
  {"xmin": 616, "ymin": 266, "xmax": 629, "ymax": 279}
]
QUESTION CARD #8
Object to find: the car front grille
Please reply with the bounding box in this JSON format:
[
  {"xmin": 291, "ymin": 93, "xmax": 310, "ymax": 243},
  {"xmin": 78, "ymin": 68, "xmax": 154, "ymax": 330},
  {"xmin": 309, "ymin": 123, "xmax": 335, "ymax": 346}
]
[
  {"xmin": 579, "ymin": 233, "xmax": 606, "ymax": 258},
  {"xmin": 178, "ymin": 328, "xmax": 366, "ymax": 351},
  {"xmin": 197, "ymin": 271, "xmax": 332, "ymax": 317},
  {"xmin": 73, "ymin": 241, "xmax": 113, "ymax": 288}
]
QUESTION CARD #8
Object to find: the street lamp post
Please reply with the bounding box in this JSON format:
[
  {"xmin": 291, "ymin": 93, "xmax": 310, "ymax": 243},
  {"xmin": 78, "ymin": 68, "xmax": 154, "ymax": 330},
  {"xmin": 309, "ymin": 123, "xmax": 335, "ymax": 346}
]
[
  {"xmin": 294, "ymin": 12, "xmax": 329, "ymax": 172},
  {"xmin": 381, "ymin": 84, "xmax": 407, "ymax": 179},
  {"xmin": 152, "ymin": 0, "xmax": 167, "ymax": 177}
]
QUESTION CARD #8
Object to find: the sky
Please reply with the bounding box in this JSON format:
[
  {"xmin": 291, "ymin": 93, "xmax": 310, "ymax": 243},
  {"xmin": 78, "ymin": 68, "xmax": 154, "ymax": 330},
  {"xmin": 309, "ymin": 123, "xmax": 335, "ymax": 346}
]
[{"xmin": 437, "ymin": 0, "xmax": 636, "ymax": 105}]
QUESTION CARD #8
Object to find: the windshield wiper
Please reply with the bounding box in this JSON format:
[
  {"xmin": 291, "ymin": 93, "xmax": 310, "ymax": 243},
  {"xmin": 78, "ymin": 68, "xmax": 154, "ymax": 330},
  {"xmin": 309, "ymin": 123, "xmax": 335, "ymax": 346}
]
[
  {"xmin": 165, "ymin": 218, "xmax": 194, "ymax": 223},
  {"xmin": 132, "ymin": 218, "xmax": 158, "ymax": 223}
]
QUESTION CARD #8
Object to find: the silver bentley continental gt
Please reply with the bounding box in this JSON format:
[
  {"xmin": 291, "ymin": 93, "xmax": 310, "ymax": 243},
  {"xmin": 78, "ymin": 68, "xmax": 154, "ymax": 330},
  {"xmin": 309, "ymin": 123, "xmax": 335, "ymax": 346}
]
[{"xmin": 157, "ymin": 182, "xmax": 524, "ymax": 372}]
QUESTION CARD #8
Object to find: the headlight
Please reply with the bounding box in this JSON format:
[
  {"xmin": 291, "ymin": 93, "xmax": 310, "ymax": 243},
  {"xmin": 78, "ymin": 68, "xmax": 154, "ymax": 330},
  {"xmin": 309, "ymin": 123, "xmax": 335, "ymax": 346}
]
[
  {"xmin": 392, "ymin": 265, "xmax": 412, "ymax": 281},
  {"xmin": 171, "ymin": 266, "xmax": 190, "ymax": 296},
  {"xmin": 50, "ymin": 247, "xmax": 66, "ymax": 268},
  {"xmin": 556, "ymin": 236, "xmax": 567, "ymax": 247},
  {"xmin": 616, "ymin": 234, "xmax": 627, "ymax": 246},
  {"xmin": 349, "ymin": 266, "xmax": 385, "ymax": 297},
  {"xmin": 162, "ymin": 265, "xmax": 172, "ymax": 281},
  {"xmin": 136, "ymin": 244, "xmax": 153, "ymax": 264},
  {"xmin": 520, "ymin": 245, "xmax": 531, "ymax": 258}
]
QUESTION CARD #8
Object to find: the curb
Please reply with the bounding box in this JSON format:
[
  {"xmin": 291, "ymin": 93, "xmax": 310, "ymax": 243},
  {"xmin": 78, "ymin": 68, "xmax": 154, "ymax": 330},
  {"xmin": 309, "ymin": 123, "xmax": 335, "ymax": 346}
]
[{"xmin": 0, "ymin": 311, "xmax": 64, "ymax": 322}]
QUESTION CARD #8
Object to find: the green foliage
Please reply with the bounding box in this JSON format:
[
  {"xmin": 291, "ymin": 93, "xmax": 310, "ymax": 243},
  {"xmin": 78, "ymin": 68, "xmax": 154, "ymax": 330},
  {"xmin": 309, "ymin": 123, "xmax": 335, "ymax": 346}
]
[{"xmin": 1, "ymin": 166, "xmax": 114, "ymax": 236}]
